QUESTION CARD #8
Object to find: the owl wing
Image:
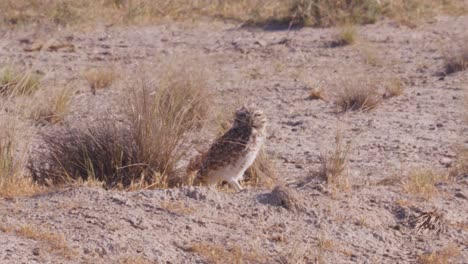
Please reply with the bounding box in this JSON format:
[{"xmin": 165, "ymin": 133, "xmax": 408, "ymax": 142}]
[{"xmin": 198, "ymin": 127, "xmax": 250, "ymax": 175}]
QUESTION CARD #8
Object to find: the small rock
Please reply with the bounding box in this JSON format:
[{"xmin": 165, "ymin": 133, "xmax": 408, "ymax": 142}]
[
  {"xmin": 271, "ymin": 185, "xmax": 305, "ymax": 213},
  {"xmin": 32, "ymin": 248, "xmax": 40, "ymax": 256},
  {"xmin": 184, "ymin": 186, "xmax": 207, "ymax": 201},
  {"xmin": 440, "ymin": 158, "xmax": 452, "ymax": 168}
]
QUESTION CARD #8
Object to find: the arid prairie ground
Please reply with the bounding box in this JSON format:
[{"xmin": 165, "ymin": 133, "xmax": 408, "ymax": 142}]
[{"xmin": 0, "ymin": 10, "xmax": 467, "ymax": 264}]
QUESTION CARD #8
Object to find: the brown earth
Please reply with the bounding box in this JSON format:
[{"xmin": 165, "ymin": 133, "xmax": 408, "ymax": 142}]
[{"xmin": 0, "ymin": 15, "xmax": 467, "ymax": 263}]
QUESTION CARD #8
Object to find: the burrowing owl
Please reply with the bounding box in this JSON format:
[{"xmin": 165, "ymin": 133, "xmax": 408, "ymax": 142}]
[{"xmin": 194, "ymin": 106, "xmax": 267, "ymax": 191}]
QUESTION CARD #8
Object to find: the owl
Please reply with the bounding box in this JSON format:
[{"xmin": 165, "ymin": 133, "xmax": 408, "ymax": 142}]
[{"xmin": 194, "ymin": 106, "xmax": 267, "ymax": 191}]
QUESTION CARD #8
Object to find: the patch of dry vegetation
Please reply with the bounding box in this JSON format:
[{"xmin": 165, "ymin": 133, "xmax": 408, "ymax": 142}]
[
  {"xmin": 319, "ymin": 130, "xmax": 351, "ymax": 192},
  {"xmin": 0, "ymin": 115, "xmax": 41, "ymax": 198},
  {"xmin": 0, "ymin": 0, "xmax": 465, "ymax": 29},
  {"xmin": 334, "ymin": 77, "xmax": 382, "ymax": 112},
  {"xmin": 29, "ymin": 62, "xmax": 212, "ymax": 189},
  {"xmin": 442, "ymin": 37, "xmax": 468, "ymax": 75},
  {"xmin": 189, "ymin": 242, "xmax": 265, "ymax": 264},
  {"xmin": 17, "ymin": 224, "xmax": 75, "ymax": 258},
  {"xmin": 383, "ymin": 78, "xmax": 404, "ymax": 99},
  {"xmin": 0, "ymin": 66, "xmax": 40, "ymax": 97},
  {"xmin": 418, "ymin": 244, "xmax": 461, "ymax": 264},
  {"xmin": 450, "ymin": 146, "xmax": 468, "ymax": 179},
  {"xmin": 330, "ymin": 25, "xmax": 358, "ymax": 47},
  {"xmin": 360, "ymin": 43, "xmax": 383, "ymax": 66},
  {"xmin": 307, "ymin": 87, "xmax": 327, "ymax": 101},
  {"xmin": 30, "ymin": 86, "xmax": 73, "ymax": 125},
  {"xmin": 403, "ymin": 168, "xmax": 447, "ymax": 199},
  {"xmin": 0, "ymin": 222, "xmax": 75, "ymax": 258},
  {"xmin": 160, "ymin": 201, "xmax": 195, "ymax": 215},
  {"xmin": 119, "ymin": 255, "xmax": 153, "ymax": 264},
  {"xmin": 84, "ymin": 68, "xmax": 117, "ymax": 94}
]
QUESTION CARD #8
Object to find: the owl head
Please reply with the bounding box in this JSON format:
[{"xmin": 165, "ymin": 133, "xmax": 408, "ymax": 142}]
[{"xmin": 233, "ymin": 106, "xmax": 267, "ymax": 130}]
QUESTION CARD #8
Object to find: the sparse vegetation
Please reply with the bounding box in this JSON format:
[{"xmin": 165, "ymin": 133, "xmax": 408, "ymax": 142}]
[
  {"xmin": 29, "ymin": 63, "xmax": 212, "ymax": 189},
  {"xmin": 308, "ymin": 87, "xmax": 327, "ymax": 101},
  {"xmin": 330, "ymin": 25, "xmax": 357, "ymax": 47},
  {"xmin": 403, "ymin": 168, "xmax": 446, "ymax": 199},
  {"xmin": 160, "ymin": 201, "xmax": 195, "ymax": 215},
  {"xmin": 30, "ymin": 86, "xmax": 73, "ymax": 125},
  {"xmin": 17, "ymin": 224, "xmax": 75, "ymax": 258},
  {"xmin": 450, "ymin": 146, "xmax": 468, "ymax": 179},
  {"xmin": 383, "ymin": 78, "xmax": 404, "ymax": 99},
  {"xmin": 360, "ymin": 43, "xmax": 383, "ymax": 66},
  {"xmin": 319, "ymin": 130, "xmax": 351, "ymax": 191},
  {"xmin": 0, "ymin": 222, "xmax": 75, "ymax": 258},
  {"xmin": 442, "ymin": 37, "xmax": 468, "ymax": 75},
  {"xmin": 84, "ymin": 68, "xmax": 117, "ymax": 94},
  {"xmin": 189, "ymin": 243, "xmax": 265, "ymax": 264},
  {"xmin": 334, "ymin": 77, "xmax": 381, "ymax": 112},
  {"xmin": 0, "ymin": 67, "xmax": 40, "ymax": 97},
  {"xmin": 0, "ymin": 115, "xmax": 40, "ymax": 198},
  {"xmin": 0, "ymin": 0, "xmax": 465, "ymax": 29},
  {"xmin": 418, "ymin": 244, "xmax": 461, "ymax": 264}
]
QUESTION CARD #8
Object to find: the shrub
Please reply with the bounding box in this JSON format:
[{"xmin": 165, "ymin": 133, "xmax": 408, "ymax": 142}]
[
  {"xmin": 30, "ymin": 64, "xmax": 212, "ymax": 189},
  {"xmin": 318, "ymin": 130, "xmax": 351, "ymax": 191},
  {"xmin": 334, "ymin": 78, "xmax": 381, "ymax": 112}
]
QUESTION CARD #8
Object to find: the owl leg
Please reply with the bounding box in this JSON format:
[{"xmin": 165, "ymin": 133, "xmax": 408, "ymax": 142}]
[{"xmin": 228, "ymin": 180, "xmax": 243, "ymax": 192}]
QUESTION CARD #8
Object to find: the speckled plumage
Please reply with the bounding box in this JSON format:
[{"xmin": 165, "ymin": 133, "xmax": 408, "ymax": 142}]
[{"xmin": 195, "ymin": 107, "xmax": 267, "ymax": 191}]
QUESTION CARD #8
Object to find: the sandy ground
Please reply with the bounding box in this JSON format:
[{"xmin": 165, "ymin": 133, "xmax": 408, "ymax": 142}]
[{"xmin": 0, "ymin": 15, "xmax": 467, "ymax": 263}]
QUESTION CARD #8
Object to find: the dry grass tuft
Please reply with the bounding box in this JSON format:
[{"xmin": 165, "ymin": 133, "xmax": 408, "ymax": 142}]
[
  {"xmin": 189, "ymin": 242, "xmax": 265, "ymax": 264},
  {"xmin": 160, "ymin": 201, "xmax": 195, "ymax": 215},
  {"xmin": 0, "ymin": 67, "xmax": 40, "ymax": 97},
  {"xmin": 403, "ymin": 168, "xmax": 446, "ymax": 199},
  {"xmin": 30, "ymin": 86, "xmax": 73, "ymax": 125},
  {"xmin": 418, "ymin": 244, "xmax": 461, "ymax": 264},
  {"xmin": 360, "ymin": 43, "xmax": 383, "ymax": 66},
  {"xmin": 0, "ymin": 115, "xmax": 41, "ymax": 198},
  {"xmin": 307, "ymin": 87, "xmax": 327, "ymax": 101},
  {"xmin": 317, "ymin": 236, "xmax": 335, "ymax": 252},
  {"xmin": 330, "ymin": 25, "xmax": 358, "ymax": 47},
  {"xmin": 383, "ymin": 78, "xmax": 404, "ymax": 99},
  {"xmin": 442, "ymin": 38, "xmax": 468, "ymax": 75},
  {"xmin": 17, "ymin": 225, "xmax": 74, "ymax": 257},
  {"xmin": 120, "ymin": 255, "xmax": 153, "ymax": 264},
  {"xmin": 450, "ymin": 146, "xmax": 468, "ymax": 179},
  {"xmin": 0, "ymin": 223, "xmax": 76, "ymax": 258},
  {"xmin": 29, "ymin": 64, "xmax": 212, "ymax": 190},
  {"xmin": 319, "ymin": 130, "xmax": 351, "ymax": 191},
  {"xmin": 84, "ymin": 68, "xmax": 117, "ymax": 94},
  {"xmin": 334, "ymin": 77, "xmax": 381, "ymax": 112}
]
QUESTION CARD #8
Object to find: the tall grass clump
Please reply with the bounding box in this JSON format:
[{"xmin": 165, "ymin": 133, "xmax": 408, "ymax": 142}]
[
  {"xmin": 0, "ymin": 67, "xmax": 41, "ymax": 97},
  {"xmin": 0, "ymin": 115, "xmax": 39, "ymax": 197},
  {"xmin": 29, "ymin": 86, "xmax": 73, "ymax": 125},
  {"xmin": 403, "ymin": 168, "xmax": 446, "ymax": 199},
  {"xmin": 334, "ymin": 77, "xmax": 381, "ymax": 112},
  {"xmin": 442, "ymin": 38, "xmax": 468, "ymax": 75},
  {"xmin": 29, "ymin": 64, "xmax": 212, "ymax": 189},
  {"xmin": 319, "ymin": 129, "xmax": 351, "ymax": 191}
]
